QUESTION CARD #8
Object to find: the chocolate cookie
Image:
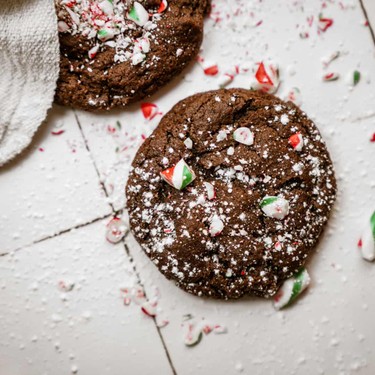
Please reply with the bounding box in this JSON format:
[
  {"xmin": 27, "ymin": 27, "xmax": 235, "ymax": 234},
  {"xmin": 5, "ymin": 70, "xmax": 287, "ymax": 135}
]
[
  {"xmin": 55, "ymin": 0, "xmax": 210, "ymax": 111},
  {"xmin": 126, "ymin": 89, "xmax": 336, "ymax": 299}
]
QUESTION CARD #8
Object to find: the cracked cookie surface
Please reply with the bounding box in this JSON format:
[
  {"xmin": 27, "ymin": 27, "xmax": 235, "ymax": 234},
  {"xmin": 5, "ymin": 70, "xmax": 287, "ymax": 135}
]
[{"xmin": 126, "ymin": 89, "xmax": 336, "ymax": 299}]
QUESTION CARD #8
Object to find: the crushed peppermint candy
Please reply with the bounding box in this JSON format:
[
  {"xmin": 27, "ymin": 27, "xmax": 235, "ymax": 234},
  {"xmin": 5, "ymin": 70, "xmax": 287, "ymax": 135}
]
[
  {"xmin": 233, "ymin": 127, "xmax": 254, "ymax": 146},
  {"xmin": 106, "ymin": 217, "xmax": 127, "ymax": 244},
  {"xmin": 274, "ymin": 268, "xmax": 311, "ymax": 310},
  {"xmin": 204, "ymin": 182, "xmax": 216, "ymax": 200},
  {"xmin": 183, "ymin": 317, "xmax": 227, "ymax": 347},
  {"xmin": 260, "ymin": 196, "xmax": 290, "ymax": 220},
  {"xmin": 160, "ymin": 159, "xmax": 196, "ymax": 190},
  {"xmin": 358, "ymin": 210, "xmax": 375, "ymax": 262},
  {"xmin": 289, "ymin": 133, "xmax": 304, "ymax": 151},
  {"xmin": 209, "ymin": 214, "xmax": 224, "ymax": 237},
  {"xmin": 59, "ymin": 0, "xmax": 166, "ymax": 65},
  {"xmin": 250, "ymin": 62, "xmax": 280, "ymax": 93}
]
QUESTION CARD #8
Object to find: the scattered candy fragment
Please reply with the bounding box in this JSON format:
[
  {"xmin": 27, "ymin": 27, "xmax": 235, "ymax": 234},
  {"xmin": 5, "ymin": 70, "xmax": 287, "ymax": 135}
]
[
  {"xmin": 358, "ymin": 210, "xmax": 375, "ymax": 262},
  {"xmin": 233, "ymin": 127, "xmax": 254, "ymax": 146},
  {"xmin": 120, "ymin": 286, "xmax": 168, "ymax": 326},
  {"xmin": 289, "ymin": 132, "xmax": 304, "ymax": 151},
  {"xmin": 204, "ymin": 64, "xmax": 219, "ymax": 76},
  {"xmin": 274, "ymin": 268, "xmax": 310, "ymax": 310},
  {"xmin": 127, "ymin": 2, "xmax": 149, "ymax": 26},
  {"xmin": 184, "ymin": 137, "xmax": 193, "ymax": 149},
  {"xmin": 141, "ymin": 299, "xmax": 157, "ymax": 317},
  {"xmin": 323, "ymin": 72, "xmax": 339, "ymax": 82},
  {"xmin": 51, "ymin": 130, "xmax": 65, "ymax": 136},
  {"xmin": 160, "ymin": 159, "xmax": 196, "ymax": 190},
  {"xmin": 157, "ymin": 0, "xmax": 168, "ymax": 13},
  {"xmin": 353, "ymin": 70, "xmax": 361, "ymax": 86},
  {"xmin": 250, "ymin": 62, "xmax": 280, "ymax": 93},
  {"xmin": 106, "ymin": 217, "xmax": 127, "ymax": 244},
  {"xmin": 322, "ymin": 51, "xmax": 340, "ymax": 69},
  {"xmin": 88, "ymin": 45, "xmax": 100, "ymax": 59},
  {"xmin": 204, "ymin": 182, "xmax": 216, "ymax": 200},
  {"xmin": 318, "ymin": 17, "xmax": 334, "ymax": 32},
  {"xmin": 260, "ymin": 196, "xmax": 290, "ymax": 220},
  {"xmin": 209, "ymin": 215, "xmax": 224, "ymax": 236},
  {"xmin": 184, "ymin": 323, "xmax": 203, "ymax": 347},
  {"xmin": 141, "ymin": 102, "xmax": 160, "ymax": 120},
  {"xmin": 183, "ymin": 318, "xmax": 228, "ymax": 347},
  {"xmin": 370, "ymin": 133, "xmax": 375, "ymax": 143},
  {"xmin": 286, "ymin": 87, "xmax": 302, "ymax": 106},
  {"xmin": 197, "ymin": 56, "xmax": 219, "ymax": 76},
  {"xmin": 58, "ymin": 280, "xmax": 75, "ymax": 292},
  {"xmin": 218, "ymin": 66, "xmax": 240, "ymax": 88}
]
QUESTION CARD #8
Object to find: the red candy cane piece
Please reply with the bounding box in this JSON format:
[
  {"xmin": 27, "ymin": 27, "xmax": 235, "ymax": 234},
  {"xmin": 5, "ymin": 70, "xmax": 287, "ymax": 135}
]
[
  {"xmin": 255, "ymin": 62, "xmax": 273, "ymax": 85},
  {"xmin": 204, "ymin": 65, "xmax": 219, "ymax": 76},
  {"xmin": 318, "ymin": 17, "xmax": 334, "ymax": 32},
  {"xmin": 141, "ymin": 102, "xmax": 160, "ymax": 120},
  {"xmin": 157, "ymin": 0, "xmax": 168, "ymax": 13},
  {"xmin": 289, "ymin": 133, "xmax": 304, "ymax": 151}
]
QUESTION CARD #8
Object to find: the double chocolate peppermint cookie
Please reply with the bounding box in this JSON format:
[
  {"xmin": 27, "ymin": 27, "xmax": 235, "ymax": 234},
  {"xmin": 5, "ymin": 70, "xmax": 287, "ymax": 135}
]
[
  {"xmin": 55, "ymin": 0, "xmax": 210, "ymax": 110},
  {"xmin": 126, "ymin": 89, "xmax": 336, "ymax": 299}
]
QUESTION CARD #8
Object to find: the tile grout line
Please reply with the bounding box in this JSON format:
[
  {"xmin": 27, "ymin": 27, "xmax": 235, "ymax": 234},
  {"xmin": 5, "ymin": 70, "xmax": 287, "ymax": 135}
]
[
  {"xmin": 73, "ymin": 111, "xmax": 178, "ymax": 375},
  {"xmin": 359, "ymin": 0, "xmax": 375, "ymax": 46},
  {"xmin": 1, "ymin": 214, "xmax": 113, "ymax": 256},
  {"xmin": 123, "ymin": 240, "xmax": 178, "ymax": 375},
  {"xmin": 73, "ymin": 111, "xmax": 117, "ymax": 213}
]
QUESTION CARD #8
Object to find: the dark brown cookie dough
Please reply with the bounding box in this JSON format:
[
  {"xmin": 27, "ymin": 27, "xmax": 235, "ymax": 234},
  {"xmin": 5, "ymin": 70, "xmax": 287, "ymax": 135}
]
[
  {"xmin": 55, "ymin": 0, "xmax": 210, "ymax": 111},
  {"xmin": 126, "ymin": 89, "xmax": 336, "ymax": 299}
]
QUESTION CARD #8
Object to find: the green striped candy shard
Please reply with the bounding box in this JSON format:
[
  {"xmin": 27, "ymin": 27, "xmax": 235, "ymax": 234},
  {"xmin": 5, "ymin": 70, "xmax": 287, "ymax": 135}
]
[
  {"xmin": 98, "ymin": 29, "xmax": 108, "ymax": 37},
  {"xmin": 180, "ymin": 165, "xmax": 194, "ymax": 190},
  {"xmin": 353, "ymin": 70, "xmax": 361, "ymax": 85},
  {"xmin": 371, "ymin": 211, "xmax": 375, "ymax": 239},
  {"xmin": 128, "ymin": 6, "xmax": 140, "ymax": 22},
  {"xmin": 260, "ymin": 196, "xmax": 278, "ymax": 208},
  {"xmin": 289, "ymin": 268, "xmax": 306, "ymax": 305}
]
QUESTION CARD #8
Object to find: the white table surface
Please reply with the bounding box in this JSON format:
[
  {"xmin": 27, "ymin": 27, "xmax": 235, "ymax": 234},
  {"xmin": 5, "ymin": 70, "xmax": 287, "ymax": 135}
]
[{"xmin": 1, "ymin": 1, "xmax": 375, "ymax": 374}]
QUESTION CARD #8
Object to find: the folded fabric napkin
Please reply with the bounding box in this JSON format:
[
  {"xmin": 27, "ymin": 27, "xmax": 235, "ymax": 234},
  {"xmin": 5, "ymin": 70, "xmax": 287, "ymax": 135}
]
[{"xmin": 0, "ymin": 0, "xmax": 60, "ymax": 167}]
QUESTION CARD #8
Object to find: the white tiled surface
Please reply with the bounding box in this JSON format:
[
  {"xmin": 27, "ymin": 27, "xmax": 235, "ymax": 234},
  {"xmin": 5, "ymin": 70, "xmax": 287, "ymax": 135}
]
[
  {"xmin": 0, "ymin": 106, "xmax": 111, "ymax": 253},
  {"xmin": 1, "ymin": 1, "xmax": 375, "ymax": 374}
]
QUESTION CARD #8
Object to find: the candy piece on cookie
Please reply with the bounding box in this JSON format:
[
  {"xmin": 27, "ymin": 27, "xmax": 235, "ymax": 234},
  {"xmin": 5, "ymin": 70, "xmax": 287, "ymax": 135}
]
[
  {"xmin": 160, "ymin": 159, "xmax": 196, "ymax": 190},
  {"xmin": 260, "ymin": 196, "xmax": 290, "ymax": 220}
]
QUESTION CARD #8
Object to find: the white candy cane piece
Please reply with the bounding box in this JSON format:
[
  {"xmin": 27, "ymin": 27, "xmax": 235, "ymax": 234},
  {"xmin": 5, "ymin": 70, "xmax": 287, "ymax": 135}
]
[
  {"xmin": 98, "ymin": 0, "xmax": 114, "ymax": 15},
  {"xmin": 141, "ymin": 299, "xmax": 157, "ymax": 317},
  {"xmin": 260, "ymin": 196, "xmax": 289, "ymax": 220},
  {"xmin": 184, "ymin": 322, "xmax": 203, "ymax": 347},
  {"xmin": 250, "ymin": 62, "xmax": 280, "ymax": 93},
  {"xmin": 88, "ymin": 45, "xmax": 100, "ymax": 59},
  {"xmin": 127, "ymin": 2, "xmax": 149, "ymax": 26},
  {"xmin": 204, "ymin": 182, "xmax": 216, "ymax": 200},
  {"xmin": 274, "ymin": 268, "xmax": 310, "ymax": 310},
  {"xmin": 358, "ymin": 211, "xmax": 375, "ymax": 262},
  {"xmin": 58, "ymin": 280, "xmax": 75, "ymax": 292},
  {"xmin": 184, "ymin": 137, "xmax": 193, "ymax": 149},
  {"xmin": 209, "ymin": 215, "xmax": 224, "ymax": 237},
  {"xmin": 233, "ymin": 127, "xmax": 254, "ymax": 146},
  {"xmin": 106, "ymin": 217, "xmax": 127, "ymax": 244}
]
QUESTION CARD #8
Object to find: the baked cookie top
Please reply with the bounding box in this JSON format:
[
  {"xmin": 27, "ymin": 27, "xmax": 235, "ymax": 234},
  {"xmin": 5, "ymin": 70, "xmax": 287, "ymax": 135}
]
[
  {"xmin": 55, "ymin": 0, "xmax": 210, "ymax": 110},
  {"xmin": 126, "ymin": 89, "xmax": 337, "ymax": 299}
]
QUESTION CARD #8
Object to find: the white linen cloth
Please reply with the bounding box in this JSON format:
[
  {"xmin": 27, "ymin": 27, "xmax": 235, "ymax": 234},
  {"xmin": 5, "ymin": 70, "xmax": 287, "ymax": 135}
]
[{"xmin": 0, "ymin": 0, "xmax": 59, "ymax": 166}]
